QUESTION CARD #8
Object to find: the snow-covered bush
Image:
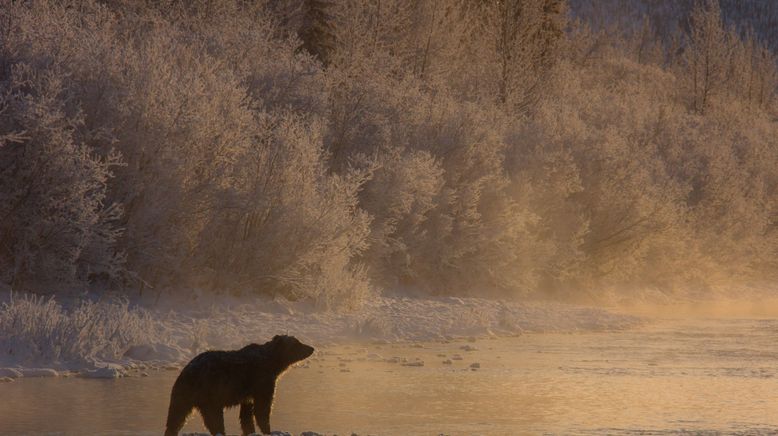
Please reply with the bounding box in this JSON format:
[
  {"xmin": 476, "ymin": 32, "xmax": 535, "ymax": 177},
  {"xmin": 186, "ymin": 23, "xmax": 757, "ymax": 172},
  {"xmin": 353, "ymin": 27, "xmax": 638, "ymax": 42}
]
[
  {"xmin": 195, "ymin": 113, "xmax": 372, "ymax": 307},
  {"xmin": 399, "ymin": 99, "xmax": 546, "ymax": 297},
  {"xmin": 0, "ymin": 63, "xmax": 124, "ymax": 290},
  {"xmin": 0, "ymin": 293, "xmax": 154, "ymax": 365},
  {"xmin": 0, "ymin": 1, "xmax": 371, "ymax": 305},
  {"xmin": 324, "ymin": 63, "xmax": 549, "ymax": 297}
]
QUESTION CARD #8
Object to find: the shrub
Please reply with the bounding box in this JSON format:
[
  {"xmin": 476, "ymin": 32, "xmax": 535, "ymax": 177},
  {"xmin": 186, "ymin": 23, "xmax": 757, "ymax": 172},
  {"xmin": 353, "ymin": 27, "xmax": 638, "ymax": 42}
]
[
  {"xmin": 0, "ymin": 63, "xmax": 124, "ymax": 290},
  {"xmin": 0, "ymin": 293, "xmax": 153, "ymax": 365}
]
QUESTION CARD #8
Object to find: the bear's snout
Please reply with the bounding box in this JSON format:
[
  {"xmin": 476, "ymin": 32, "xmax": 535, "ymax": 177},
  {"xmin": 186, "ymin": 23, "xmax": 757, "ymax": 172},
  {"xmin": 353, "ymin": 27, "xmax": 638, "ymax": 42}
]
[{"xmin": 297, "ymin": 343, "xmax": 315, "ymax": 361}]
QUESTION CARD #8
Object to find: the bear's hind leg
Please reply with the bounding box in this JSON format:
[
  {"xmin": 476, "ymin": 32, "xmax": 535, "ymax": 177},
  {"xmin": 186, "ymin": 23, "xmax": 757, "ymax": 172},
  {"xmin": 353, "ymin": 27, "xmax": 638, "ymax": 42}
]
[
  {"xmin": 164, "ymin": 397, "xmax": 193, "ymax": 436},
  {"xmin": 239, "ymin": 402, "xmax": 256, "ymax": 435},
  {"xmin": 199, "ymin": 405, "xmax": 226, "ymax": 435}
]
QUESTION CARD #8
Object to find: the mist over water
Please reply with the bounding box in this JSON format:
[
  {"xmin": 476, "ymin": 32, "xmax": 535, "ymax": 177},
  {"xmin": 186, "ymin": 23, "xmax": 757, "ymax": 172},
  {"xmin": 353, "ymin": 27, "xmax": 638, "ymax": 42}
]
[
  {"xmin": 3, "ymin": 318, "xmax": 777, "ymax": 435},
  {"xmin": 616, "ymin": 298, "xmax": 778, "ymax": 319}
]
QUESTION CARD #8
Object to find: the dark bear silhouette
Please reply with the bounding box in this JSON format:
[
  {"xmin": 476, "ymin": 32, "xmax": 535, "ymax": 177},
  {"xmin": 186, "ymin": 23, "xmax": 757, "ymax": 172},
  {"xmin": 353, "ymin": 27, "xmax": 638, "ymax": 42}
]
[{"xmin": 164, "ymin": 335, "xmax": 315, "ymax": 436}]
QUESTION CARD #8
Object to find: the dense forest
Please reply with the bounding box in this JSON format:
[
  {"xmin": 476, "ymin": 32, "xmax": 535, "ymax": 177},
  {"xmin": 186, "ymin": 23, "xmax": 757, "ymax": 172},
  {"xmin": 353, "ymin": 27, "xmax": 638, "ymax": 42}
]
[{"xmin": 1, "ymin": 0, "xmax": 777, "ymax": 306}]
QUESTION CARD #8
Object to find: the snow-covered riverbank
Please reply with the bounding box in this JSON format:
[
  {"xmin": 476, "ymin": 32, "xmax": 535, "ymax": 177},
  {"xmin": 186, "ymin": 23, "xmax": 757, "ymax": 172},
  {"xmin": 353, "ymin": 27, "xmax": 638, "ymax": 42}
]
[{"xmin": 0, "ymin": 290, "xmax": 640, "ymax": 379}]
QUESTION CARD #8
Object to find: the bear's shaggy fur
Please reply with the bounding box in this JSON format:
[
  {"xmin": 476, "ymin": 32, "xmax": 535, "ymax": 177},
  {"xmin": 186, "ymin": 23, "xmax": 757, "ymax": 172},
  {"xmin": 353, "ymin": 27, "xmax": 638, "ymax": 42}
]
[{"xmin": 164, "ymin": 335, "xmax": 315, "ymax": 436}]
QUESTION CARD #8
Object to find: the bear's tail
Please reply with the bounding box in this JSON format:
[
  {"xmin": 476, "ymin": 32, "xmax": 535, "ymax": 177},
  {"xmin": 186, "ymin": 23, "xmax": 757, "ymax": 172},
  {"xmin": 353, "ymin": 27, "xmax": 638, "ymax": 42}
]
[{"xmin": 164, "ymin": 381, "xmax": 192, "ymax": 436}]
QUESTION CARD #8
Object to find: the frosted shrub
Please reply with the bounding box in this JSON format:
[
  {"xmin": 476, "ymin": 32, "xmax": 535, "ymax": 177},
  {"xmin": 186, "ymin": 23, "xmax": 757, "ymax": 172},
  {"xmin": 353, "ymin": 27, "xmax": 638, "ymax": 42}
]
[
  {"xmin": 0, "ymin": 1, "xmax": 371, "ymax": 304},
  {"xmin": 0, "ymin": 64, "xmax": 124, "ymax": 290},
  {"xmin": 525, "ymin": 58, "xmax": 693, "ymax": 292},
  {"xmin": 410, "ymin": 102, "xmax": 545, "ymax": 297},
  {"xmin": 0, "ymin": 293, "xmax": 154, "ymax": 365},
  {"xmin": 347, "ymin": 83, "xmax": 548, "ymax": 297},
  {"xmin": 196, "ymin": 114, "xmax": 372, "ymax": 307},
  {"xmin": 359, "ymin": 150, "xmax": 445, "ymax": 290}
]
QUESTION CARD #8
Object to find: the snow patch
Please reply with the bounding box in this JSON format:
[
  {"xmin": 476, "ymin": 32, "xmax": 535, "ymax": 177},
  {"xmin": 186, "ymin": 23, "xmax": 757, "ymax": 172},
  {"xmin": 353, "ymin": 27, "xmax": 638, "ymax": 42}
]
[
  {"xmin": 123, "ymin": 343, "xmax": 184, "ymax": 362},
  {"xmin": 19, "ymin": 368, "xmax": 58, "ymax": 377}
]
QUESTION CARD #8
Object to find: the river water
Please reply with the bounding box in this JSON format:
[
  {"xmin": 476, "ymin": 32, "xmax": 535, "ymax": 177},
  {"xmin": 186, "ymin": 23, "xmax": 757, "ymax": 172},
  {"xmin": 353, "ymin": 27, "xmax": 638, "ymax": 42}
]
[{"xmin": 2, "ymin": 318, "xmax": 778, "ymax": 435}]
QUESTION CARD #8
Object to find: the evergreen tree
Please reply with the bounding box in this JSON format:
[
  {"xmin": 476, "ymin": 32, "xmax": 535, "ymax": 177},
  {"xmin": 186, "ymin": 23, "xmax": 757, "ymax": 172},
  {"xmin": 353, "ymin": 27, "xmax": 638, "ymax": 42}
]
[{"xmin": 298, "ymin": 0, "xmax": 335, "ymax": 65}]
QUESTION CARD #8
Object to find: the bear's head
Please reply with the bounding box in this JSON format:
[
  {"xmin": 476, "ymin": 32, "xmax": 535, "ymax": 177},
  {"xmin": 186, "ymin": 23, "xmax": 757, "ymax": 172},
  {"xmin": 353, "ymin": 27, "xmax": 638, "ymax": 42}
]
[{"xmin": 271, "ymin": 335, "xmax": 315, "ymax": 365}]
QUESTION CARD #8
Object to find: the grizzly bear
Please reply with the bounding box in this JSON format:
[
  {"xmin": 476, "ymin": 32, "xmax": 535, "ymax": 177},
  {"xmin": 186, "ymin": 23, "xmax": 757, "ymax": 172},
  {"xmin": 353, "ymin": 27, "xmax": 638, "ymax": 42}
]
[{"xmin": 164, "ymin": 335, "xmax": 315, "ymax": 436}]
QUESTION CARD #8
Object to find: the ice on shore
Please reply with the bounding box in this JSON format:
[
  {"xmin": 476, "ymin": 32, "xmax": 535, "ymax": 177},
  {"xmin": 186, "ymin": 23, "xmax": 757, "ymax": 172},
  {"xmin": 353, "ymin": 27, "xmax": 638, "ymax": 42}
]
[
  {"xmin": 0, "ymin": 367, "xmax": 59, "ymax": 378},
  {"xmin": 79, "ymin": 366, "xmax": 124, "ymax": 379},
  {"xmin": 20, "ymin": 368, "xmax": 58, "ymax": 377},
  {"xmin": 0, "ymin": 368, "xmax": 22, "ymax": 378}
]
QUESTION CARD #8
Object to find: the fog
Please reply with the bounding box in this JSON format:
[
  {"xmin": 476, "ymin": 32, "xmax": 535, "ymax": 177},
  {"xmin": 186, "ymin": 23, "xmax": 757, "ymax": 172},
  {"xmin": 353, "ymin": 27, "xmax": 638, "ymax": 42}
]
[{"xmin": 618, "ymin": 298, "xmax": 778, "ymax": 319}]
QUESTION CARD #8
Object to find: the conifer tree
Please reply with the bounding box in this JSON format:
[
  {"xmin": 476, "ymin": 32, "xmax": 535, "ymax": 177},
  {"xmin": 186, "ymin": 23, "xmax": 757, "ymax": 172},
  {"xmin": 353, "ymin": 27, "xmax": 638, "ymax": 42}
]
[{"xmin": 298, "ymin": 0, "xmax": 335, "ymax": 65}]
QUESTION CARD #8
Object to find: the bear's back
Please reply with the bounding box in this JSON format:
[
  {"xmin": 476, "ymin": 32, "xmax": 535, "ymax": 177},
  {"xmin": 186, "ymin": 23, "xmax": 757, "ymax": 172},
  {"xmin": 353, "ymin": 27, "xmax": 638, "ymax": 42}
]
[{"xmin": 176, "ymin": 348, "xmax": 271, "ymax": 406}]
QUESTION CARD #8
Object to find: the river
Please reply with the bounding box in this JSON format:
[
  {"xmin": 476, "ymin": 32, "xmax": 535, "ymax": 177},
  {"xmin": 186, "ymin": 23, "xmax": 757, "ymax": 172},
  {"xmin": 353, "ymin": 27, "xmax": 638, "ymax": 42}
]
[{"xmin": 1, "ymin": 318, "xmax": 777, "ymax": 435}]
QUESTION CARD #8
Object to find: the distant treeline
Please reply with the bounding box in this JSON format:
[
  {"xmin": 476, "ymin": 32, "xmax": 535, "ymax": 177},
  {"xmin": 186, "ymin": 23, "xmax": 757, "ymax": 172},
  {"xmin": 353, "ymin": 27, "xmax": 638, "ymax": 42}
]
[{"xmin": 0, "ymin": 0, "xmax": 776, "ymax": 305}]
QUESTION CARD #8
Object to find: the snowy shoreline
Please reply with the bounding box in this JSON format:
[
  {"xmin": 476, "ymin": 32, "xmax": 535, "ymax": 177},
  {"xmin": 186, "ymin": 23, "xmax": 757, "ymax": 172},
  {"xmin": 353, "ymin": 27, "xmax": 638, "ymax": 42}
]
[{"xmin": 0, "ymin": 291, "xmax": 641, "ymax": 380}]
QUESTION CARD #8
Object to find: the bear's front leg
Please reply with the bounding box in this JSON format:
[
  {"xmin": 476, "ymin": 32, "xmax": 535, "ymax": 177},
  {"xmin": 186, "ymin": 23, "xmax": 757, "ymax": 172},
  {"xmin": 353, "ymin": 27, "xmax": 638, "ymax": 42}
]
[
  {"xmin": 253, "ymin": 397, "xmax": 272, "ymax": 435},
  {"xmin": 199, "ymin": 404, "xmax": 226, "ymax": 435},
  {"xmin": 239, "ymin": 401, "xmax": 256, "ymax": 435}
]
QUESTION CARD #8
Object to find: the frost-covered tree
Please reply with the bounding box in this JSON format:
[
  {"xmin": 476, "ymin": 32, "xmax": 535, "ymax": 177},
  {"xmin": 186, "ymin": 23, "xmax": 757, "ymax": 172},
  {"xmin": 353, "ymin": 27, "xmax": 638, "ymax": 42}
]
[
  {"xmin": 460, "ymin": 0, "xmax": 566, "ymax": 113},
  {"xmin": 728, "ymin": 31, "xmax": 778, "ymax": 110},
  {"xmin": 679, "ymin": 0, "xmax": 733, "ymax": 114},
  {"xmin": 0, "ymin": 1, "xmax": 371, "ymax": 305},
  {"xmin": 0, "ymin": 64, "xmax": 124, "ymax": 290},
  {"xmin": 2, "ymin": 0, "xmax": 778, "ymax": 304},
  {"xmin": 194, "ymin": 113, "xmax": 372, "ymax": 307}
]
